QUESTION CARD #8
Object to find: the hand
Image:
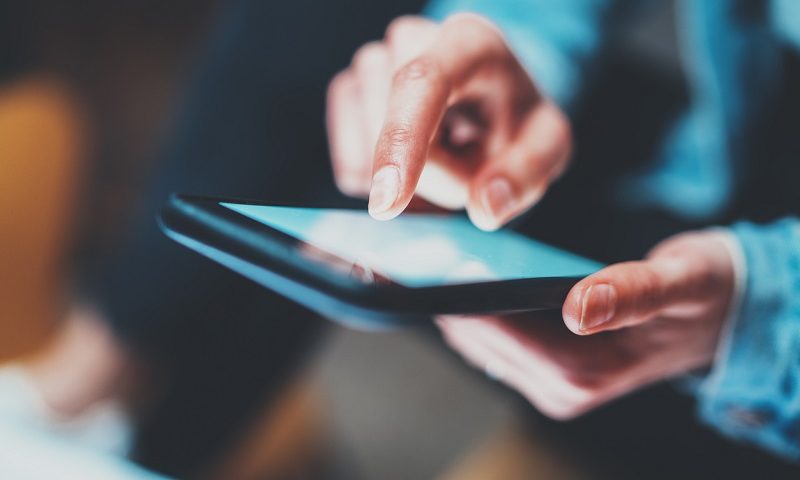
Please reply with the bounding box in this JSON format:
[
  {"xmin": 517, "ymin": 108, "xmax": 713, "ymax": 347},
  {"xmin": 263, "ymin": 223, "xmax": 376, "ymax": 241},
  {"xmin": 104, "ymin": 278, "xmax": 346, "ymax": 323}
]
[
  {"xmin": 436, "ymin": 230, "xmax": 736, "ymax": 419},
  {"xmin": 326, "ymin": 14, "xmax": 571, "ymax": 230}
]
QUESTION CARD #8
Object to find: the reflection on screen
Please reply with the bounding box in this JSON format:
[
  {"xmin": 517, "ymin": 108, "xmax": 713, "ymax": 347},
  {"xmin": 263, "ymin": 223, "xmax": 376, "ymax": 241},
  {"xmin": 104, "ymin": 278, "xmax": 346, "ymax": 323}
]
[{"xmin": 222, "ymin": 203, "xmax": 602, "ymax": 288}]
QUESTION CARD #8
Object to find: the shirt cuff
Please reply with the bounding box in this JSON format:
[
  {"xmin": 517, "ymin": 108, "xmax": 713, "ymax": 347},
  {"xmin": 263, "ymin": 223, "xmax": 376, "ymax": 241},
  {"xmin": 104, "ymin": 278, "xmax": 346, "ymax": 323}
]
[{"xmin": 695, "ymin": 220, "xmax": 800, "ymax": 460}]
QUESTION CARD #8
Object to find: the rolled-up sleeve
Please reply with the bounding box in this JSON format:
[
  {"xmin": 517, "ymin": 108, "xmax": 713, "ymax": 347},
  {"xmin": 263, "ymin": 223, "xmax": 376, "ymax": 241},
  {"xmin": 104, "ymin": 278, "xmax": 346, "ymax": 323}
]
[{"xmin": 697, "ymin": 219, "xmax": 800, "ymax": 460}]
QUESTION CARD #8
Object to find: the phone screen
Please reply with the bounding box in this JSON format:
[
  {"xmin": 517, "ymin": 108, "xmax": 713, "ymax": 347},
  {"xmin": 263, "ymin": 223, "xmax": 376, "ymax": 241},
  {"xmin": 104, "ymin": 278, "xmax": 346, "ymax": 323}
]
[{"xmin": 222, "ymin": 203, "xmax": 602, "ymax": 288}]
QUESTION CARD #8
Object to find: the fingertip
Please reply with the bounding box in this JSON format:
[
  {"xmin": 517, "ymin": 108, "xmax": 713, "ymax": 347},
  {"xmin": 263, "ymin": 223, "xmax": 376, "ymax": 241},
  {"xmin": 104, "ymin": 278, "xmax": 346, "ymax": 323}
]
[
  {"xmin": 465, "ymin": 177, "xmax": 512, "ymax": 231},
  {"xmin": 368, "ymin": 207, "xmax": 402, "ymax": 221},
  {"xmin": 562, "ymin": 283, "xmax": 587, "ymax": 335},
  {"xmin": 367, "ymin": 195, "xmax": 409, "ymax": 221},
  {"xmin": 573, "ymin": 283, "xmax": 617, "ymax": 335},
  {"xmin": 367, "ymin": 165, "xmax": 403, "ymax": 219},
  {"xmin": 466, "ymin": 204, "xmax": 501, "ymax": 231},
  {"xmin": 482, "ymin": 176, "xmax": 517, "ymax": 222},
  {"xmin": 368, "ymin": 198, "xmax": 404, "ymax": 220},
  {"xmin": 467, "ymin": 175, "xmax": 544, "ymax": 232}
]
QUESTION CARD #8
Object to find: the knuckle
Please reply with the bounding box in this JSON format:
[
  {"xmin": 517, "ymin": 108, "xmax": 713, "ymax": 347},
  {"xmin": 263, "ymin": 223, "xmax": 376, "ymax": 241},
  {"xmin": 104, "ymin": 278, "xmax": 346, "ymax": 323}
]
[
  {"xmin": 443, "ymin": 12, "xmax": 488, "ymax": 33},
  {"xmin": 385, "ymin": 15, "xmax": 421, "ymax": 43},
  {"xmin": 327, "ymin": 71, "xmax": 350, "ymax": 97},
  {"xmin": 381, "ymin": 124, "xmax": 415, "ymax": 148},
  {"xmin": 611, "ymin": 261, "xmax": 661, "ymax": 314},
  {"xmin": 443, "ymin": 12, "xmax": 503, "ymax": 44},
  {"xmin": 353, "ymin": 42, "xmax": 386, "ymax": 70},
  {"xmin": 638, "ymin": 265, "xmax": 665, "ymax": 311},
  {"xmin": 393, "ymin": 57, "xmax": 442, "ymax": 86}
]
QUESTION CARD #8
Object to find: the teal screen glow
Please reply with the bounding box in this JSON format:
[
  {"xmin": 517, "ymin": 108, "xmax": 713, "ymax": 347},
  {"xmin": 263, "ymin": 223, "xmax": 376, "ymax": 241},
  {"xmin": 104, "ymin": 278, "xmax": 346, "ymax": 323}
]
[{"xmin": 222, "ymin": 203, "xmax": 602, "ymax": 288}]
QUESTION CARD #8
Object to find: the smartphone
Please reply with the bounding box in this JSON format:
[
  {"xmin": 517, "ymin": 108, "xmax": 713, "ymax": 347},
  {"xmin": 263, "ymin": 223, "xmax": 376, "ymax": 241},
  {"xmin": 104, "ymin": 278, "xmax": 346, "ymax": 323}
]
[{"xmin": 159, "ymin": 195, "xmax": 602, "ymax": 328}]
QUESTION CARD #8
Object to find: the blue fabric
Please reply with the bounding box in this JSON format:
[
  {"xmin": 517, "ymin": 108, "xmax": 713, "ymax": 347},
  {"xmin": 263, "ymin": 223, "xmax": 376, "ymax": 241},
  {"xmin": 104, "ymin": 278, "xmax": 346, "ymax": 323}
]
[
  {"xmin": 426, "ymin": 0, "xmax": 800, "ymax": 460},
  {"xmin": 698, "ymin": 220, "xmax": 800, "ymax": 460}
]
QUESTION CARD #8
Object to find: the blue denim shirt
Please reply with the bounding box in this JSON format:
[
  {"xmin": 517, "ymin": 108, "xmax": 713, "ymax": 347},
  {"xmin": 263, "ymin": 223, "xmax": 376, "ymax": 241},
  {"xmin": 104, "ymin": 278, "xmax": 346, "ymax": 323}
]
[{"xmin": 427, "ymin": 0, "xmax": 800, "ymax": 460}]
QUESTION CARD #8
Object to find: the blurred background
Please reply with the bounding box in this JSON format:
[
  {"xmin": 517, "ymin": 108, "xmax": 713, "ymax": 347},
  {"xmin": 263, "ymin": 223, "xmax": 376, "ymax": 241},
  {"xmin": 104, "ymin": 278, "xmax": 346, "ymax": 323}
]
[{"xmin": 0, "ymin": 1, "xmax": 797, "ymax": 479}]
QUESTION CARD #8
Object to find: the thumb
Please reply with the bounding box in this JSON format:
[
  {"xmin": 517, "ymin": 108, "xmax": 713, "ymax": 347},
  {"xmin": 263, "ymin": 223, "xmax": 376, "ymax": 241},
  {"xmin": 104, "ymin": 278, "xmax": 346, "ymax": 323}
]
[{"xmin": 562, "ymin": 257, "xmax": 702, "ymax": 335}]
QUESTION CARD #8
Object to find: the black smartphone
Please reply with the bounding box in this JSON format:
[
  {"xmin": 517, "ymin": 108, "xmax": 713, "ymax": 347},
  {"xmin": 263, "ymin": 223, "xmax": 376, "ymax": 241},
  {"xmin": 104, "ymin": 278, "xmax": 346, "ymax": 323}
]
[{"xmin": 159, "ymin": 195, "xmax": 602, "ymax": 328}]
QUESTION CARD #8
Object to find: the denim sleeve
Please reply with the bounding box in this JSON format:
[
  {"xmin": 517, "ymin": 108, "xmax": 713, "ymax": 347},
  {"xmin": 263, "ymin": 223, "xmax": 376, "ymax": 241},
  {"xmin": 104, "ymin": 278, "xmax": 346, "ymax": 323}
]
[
  {"xmin": 423, "ymin": 0, "xmax": 646, "ymax": 110},
  {"xmin": 696, "ymin": 219, "xmax": 800, "ymax": 460}
]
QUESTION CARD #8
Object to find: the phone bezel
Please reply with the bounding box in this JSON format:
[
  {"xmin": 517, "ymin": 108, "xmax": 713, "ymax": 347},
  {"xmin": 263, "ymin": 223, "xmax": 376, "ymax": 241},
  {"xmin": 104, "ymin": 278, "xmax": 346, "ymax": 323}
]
[{"xmin": 159, "ymin": 194, "xmax": 591, "ymax": 324}]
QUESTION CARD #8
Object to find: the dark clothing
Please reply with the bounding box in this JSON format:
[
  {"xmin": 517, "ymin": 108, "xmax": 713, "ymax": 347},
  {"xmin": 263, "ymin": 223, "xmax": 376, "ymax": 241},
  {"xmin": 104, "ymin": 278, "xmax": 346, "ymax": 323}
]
[
  {"xmin": 82, "ymin": 0, "xmax": 424, "ymax": 476},
  {"xmin": 79, "ymin": 0, "xmax": 800, "ymax": 478}
]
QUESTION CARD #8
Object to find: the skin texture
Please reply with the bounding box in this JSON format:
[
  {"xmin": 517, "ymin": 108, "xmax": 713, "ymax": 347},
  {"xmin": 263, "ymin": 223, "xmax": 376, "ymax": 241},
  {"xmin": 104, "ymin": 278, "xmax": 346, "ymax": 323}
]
[
  {"xmin": 327, "ymin": 14, "xmax": 736, "ymax": 418},
  {"xmin": 437, "ymin": 231, "xmax": 735, "ymax": 419},
  {"xmin": 326, "ymin": 14, "xmax": 571, "ymax": 231}
]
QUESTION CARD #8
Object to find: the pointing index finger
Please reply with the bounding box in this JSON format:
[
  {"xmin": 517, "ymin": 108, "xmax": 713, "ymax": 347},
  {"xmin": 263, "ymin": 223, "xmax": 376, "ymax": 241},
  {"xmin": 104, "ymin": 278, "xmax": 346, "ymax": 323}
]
[{"xmin": 368, "ymin": 14, "xmax": 511, "ymax": 220}]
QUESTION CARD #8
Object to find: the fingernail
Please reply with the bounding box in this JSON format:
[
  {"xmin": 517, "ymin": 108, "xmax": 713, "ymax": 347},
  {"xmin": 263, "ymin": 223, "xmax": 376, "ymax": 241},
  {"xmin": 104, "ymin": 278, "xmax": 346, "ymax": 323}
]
[
  {"xmin": 579, "ymin": 284, "xmax": 617, "ymax": 332},
  {"xmin": 368, "ymin": 166, "xmax": 400, "ymax": 219},
  {"xmin": 482, "ymin": 177, "xmax": 517, "ymax": 223}
]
